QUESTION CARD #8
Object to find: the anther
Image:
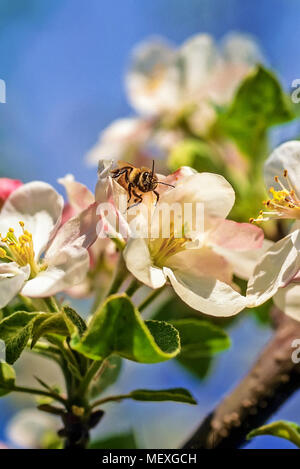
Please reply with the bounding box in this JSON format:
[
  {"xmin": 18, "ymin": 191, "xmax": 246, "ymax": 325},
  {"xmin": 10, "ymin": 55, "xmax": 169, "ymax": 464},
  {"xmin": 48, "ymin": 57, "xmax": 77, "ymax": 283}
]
[{"xmin": 0, "ymin": 248, "xmax": 7, "ymax": 258}]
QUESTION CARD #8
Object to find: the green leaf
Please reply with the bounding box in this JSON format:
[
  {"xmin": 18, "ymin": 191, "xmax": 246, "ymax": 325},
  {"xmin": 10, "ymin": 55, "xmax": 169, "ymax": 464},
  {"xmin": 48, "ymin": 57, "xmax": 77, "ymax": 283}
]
[
  {"xmin": 247, "ymin": 420, "xmax": 300, "ymax": 448},
  {"xmin": 89, "ymin": 356, "xmax": 123, "ymax": 398},
  {"xmin": 0, "ymin": 362, "xmax": 16, "ymax": 396},
  {"xmin": 177, "ymin": 355, "xmax": 213, "ymax": 380},
  {"xmin": 62, "ymin": 306, "xmax": 87, "ymax": 337},
  {"xmin": 129, "ymin": 387, "xmax": 197, "ymax": 404},
  {"xmin": 0, "ymin": 311, "xmax": 40, "ymax": 364},
  {"xmin": 170, "ymin": 319, "xmax": 231, "ymax": 357},
  {"xmin": 89, "ymin": 432, "xmax": 137, "ymax": 449},
  {"xmin": 31, "ymin": 312, "xmax": 69, "ymax": 348},
  {"xmin": 70, "ymin": 294, "xmax": 180, "ymax": 363},
  {"xmin": 217, "ymin": 65, "xmax": 294, "ymax": 158},
  {"xmin": 152, "ymin": 294, "xmax": 230, "ymax": 380}
]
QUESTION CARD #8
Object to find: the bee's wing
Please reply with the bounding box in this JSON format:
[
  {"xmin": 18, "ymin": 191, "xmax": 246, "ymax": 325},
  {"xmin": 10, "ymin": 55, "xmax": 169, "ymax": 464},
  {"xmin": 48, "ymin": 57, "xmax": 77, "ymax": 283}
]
[{"xmin": 117, "ymin": 160, "xmax": 135, "ymax": 169}]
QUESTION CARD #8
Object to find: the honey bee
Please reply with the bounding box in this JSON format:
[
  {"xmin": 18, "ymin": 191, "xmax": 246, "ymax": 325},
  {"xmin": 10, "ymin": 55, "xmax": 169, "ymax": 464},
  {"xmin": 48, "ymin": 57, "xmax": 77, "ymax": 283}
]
[{"xmin": 111, "ymin": 160, "xmax": 175, "ymax": 209}]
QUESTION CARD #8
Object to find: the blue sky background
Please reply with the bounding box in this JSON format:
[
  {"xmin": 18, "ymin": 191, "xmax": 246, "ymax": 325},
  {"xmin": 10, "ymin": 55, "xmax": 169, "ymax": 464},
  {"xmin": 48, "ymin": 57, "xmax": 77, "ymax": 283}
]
[{"xmin": 0, "ymin": 0, "xmax": 300, "ymax": 449}]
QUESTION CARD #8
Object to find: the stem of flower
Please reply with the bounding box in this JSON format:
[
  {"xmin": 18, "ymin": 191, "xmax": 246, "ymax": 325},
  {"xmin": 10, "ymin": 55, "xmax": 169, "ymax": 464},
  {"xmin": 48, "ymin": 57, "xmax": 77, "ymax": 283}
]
[
  {"xmin": 107, "ymin": 255, "xmax": 128, "ymax": 296},
  {"xmin": 18, "ymin": 294, "xmax": 34, "ymax": 310},
  {"xmin": 91, "ymin": 255, "xmax": 128, "ymax": 315},
  {"xmin": 138, "ymin": 287, "xmax": 165, "ymax": 312},
  {"xmin": 125, "ymin": 278, "xmax": 140, "ymax": 297},
  {"xmin": 43, "ymin": 296, "xmax": 60, "ymax": 313}
]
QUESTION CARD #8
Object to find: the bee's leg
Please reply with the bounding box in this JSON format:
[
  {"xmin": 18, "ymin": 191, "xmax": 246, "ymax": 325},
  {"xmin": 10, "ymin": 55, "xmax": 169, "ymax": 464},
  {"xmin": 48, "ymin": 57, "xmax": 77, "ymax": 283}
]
[
  {"xmin": 154, "ymin": 190, "xmax": 159, "ymax": 206},
  {"xmin": 133, "ymin": 190, "xmax": 143, "ymax": 204},
  {"xmin": 127, "ymin": 183, "xmax": 133, "ymax": 203},
  {"xmin": 127, "ymin": 191, "xmax": 143, "ymax": 210},
  {"xmin": 111, "ymin": 168, "xmax": 127, "ymax": 178},
  {"xmin": 124, "ymin": 167, "xmax": 133, "ymax": 183},
  {"xmin": 111, "ymin": 166, "xmax": 133, "ymax": 180}
]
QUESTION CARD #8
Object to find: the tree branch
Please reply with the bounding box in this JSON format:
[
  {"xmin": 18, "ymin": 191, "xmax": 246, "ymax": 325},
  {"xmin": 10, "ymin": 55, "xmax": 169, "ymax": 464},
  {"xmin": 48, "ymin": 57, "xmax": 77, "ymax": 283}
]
[{"xmin": 182, "ymin": 309, "xmax": 300, "ymax": 449}]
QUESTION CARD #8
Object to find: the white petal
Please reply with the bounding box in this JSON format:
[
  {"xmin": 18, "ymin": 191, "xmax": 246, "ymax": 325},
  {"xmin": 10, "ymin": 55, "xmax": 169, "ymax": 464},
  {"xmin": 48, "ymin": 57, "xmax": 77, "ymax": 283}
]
[
  {"xmin": 159, "ymin": 172, "xmax": 235, "ymax": 220},
  {"xmin": 264, "ymin": 141, "xmax": 300, "ymax": 199},
  {"xmin": 177, "ymin": 34, "xmax": 221, "ymax": 96},
  {"xmin": 58, "ymin": 175, "xmax": 94, "ymax": 213},
  {"xmin": 221, "ymin": 32, "xmax": 264, "ymax": 66},
  {"xmin": 0, "ymin": 182, "xmax": 64, "ymax": 259},
  {"xmin": 7, "ymin": 409, "xmax": 60, "ymax": 449},
  {"xmin": 166, "ymin": 247, "xmax": 232, "ymax": 284},
  {"xmin": 123, "ymin": 237, "xmax": 166, "ymax": 289},
  {"xmin": 247, "ymin": 230, "xmax": 300, "ymax": 306},
  {"xmin": 273, "ymin": 284, "xmax": 300, "ymax": 321},
  {"xmin": 0, "ymin": 263, "xmax": 30, "ymax": 308},
  {"xmin": 21, "ymin": 245, "xmax": 89, "ymax": 297},
  {"xmin": 214, "ymin": 239, "xmax": 274, "ymax": 280},
  {"xmin": 86, "ymin": 118, "xmax": 150, "ymax": 166},
  {"xmin": 125, "ymin": 38, "xmax": 177, "ymax": 115},
  {"xmin": 164, "ymin": 267, "xmax": 247, "ymax": 317}
]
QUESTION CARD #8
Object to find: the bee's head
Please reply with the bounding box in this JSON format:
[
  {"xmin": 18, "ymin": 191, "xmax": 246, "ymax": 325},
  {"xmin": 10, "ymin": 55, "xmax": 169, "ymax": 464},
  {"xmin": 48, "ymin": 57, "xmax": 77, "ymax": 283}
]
[{"xmin": 140, "ymin": 171, "xmax": 158, "ymax": 192}]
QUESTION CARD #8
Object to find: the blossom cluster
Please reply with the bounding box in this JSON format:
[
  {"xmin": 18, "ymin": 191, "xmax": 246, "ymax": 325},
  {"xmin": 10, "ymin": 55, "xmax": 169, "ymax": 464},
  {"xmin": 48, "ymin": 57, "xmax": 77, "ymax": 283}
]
[
  {"xmin": 2, "ymin": 140, "xmax": 300, "ymax": 320},
  {"xmin": 1, "ymin": 30, "xmax": 299, "ymax": 450}
]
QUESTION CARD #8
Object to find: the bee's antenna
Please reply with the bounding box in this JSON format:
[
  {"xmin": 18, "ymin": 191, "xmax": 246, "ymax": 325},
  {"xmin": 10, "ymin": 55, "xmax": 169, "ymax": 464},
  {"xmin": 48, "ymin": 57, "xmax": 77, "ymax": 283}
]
[
  {"xmin": 151, "ymin": 160, "xmax": 155, "ymax": 176},
  {"xmin": 157, "ymin": 182, "xmax": 175, "ymax": 188}
]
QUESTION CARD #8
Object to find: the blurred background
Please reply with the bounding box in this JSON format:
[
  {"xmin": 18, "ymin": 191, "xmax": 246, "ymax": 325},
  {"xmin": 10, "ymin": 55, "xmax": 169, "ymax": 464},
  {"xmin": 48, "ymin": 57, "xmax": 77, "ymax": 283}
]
[{"xmin": 0, "ymin": 0, "xmax": 299, "ymax": 449}]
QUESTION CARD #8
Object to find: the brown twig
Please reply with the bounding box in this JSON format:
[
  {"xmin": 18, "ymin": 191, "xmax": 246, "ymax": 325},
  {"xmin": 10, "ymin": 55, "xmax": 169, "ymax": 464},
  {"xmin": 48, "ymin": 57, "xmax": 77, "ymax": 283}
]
[{"xmin": 182, "ymin": 308, "xmax": 300, "ymax": 449}]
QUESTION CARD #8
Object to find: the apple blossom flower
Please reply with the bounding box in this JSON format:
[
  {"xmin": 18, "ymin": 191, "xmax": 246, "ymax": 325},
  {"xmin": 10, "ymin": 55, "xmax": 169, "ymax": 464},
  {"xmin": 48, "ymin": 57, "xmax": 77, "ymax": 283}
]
[
  {"xmin": 0, "ymin": 178, "xmax": 22, "ymax": 209},
  {"xmin": 0, "ymin": 181, "xmax": 94, "ymax": 307},
  {"xmin": 247, "ymin": 141, "xmax": 300, "ymax": 320},
  {"xmin": 86, "ymin": 33, "xmax": 263, "ymax": 166},
  {"xmin": 250, "ymin": 141, "xmax": 300, "ymax": 223},
  {"xmin": 123, "ymin": 170, "xmax": 264, "ymax": 317},
  {"xmin": 126, "ymin": 32, "xmax": 263, "ymax": 124},
  {"xmin": 86, "ymin": 118, "xmax": 153, "ymax": 167}
]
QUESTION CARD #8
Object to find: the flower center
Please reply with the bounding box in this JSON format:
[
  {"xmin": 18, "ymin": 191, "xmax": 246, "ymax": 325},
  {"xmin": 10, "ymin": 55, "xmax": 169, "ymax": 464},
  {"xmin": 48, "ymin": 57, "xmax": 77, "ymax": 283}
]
[
  {"xmin": 149, "ymin": 223, "xmax": 190, "ymax": 267},
  {"xmin": 0, "ymin": 221, "xmax": 40, "ymax": 277},
  {"xmin": 146, "ymin": 64, "xmax": 167, "ymax": 93},
  {"xmin": 250, "ymin": 170, "xmax": 300, "ymax": 222}
]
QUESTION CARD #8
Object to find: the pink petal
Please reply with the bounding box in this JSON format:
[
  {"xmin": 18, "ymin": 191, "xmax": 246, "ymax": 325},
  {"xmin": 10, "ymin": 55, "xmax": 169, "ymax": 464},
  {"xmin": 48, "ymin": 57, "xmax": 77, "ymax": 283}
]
[
  {"xmin": 61, "ymin": 203, "xmax": 76, "ymax": 225},
  {"xmin": 209, "ymin": 219, "xmax": 264, "ymax": 251},
  {"xmin": 0, "ymin": 178, "xmax": 22, "ymax": 208},
  {"xmin": 45, "ymin": 202, "xmax": 99, "ymax": 260},
  {"xmin": 58, "ymin": 175, "xmax": 94, "ymax": 213}
]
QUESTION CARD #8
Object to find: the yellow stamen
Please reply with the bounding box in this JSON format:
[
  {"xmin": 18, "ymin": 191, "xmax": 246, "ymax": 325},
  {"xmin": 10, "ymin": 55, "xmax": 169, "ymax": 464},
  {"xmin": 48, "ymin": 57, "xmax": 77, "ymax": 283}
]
[
  {"xmin": 149, "ymin": 222, "xmax": 191, "ymax": 267},
  {"xmin": 251, "ymin": 170, "xmax": 300, "ymax": 223},
  {"xmin": 0, "ymin": 247, "xmax": 7, "ymax": 258},
  {"xmin": 0, "ymin": 222, "xmax": 39, "ymax": 277}
]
